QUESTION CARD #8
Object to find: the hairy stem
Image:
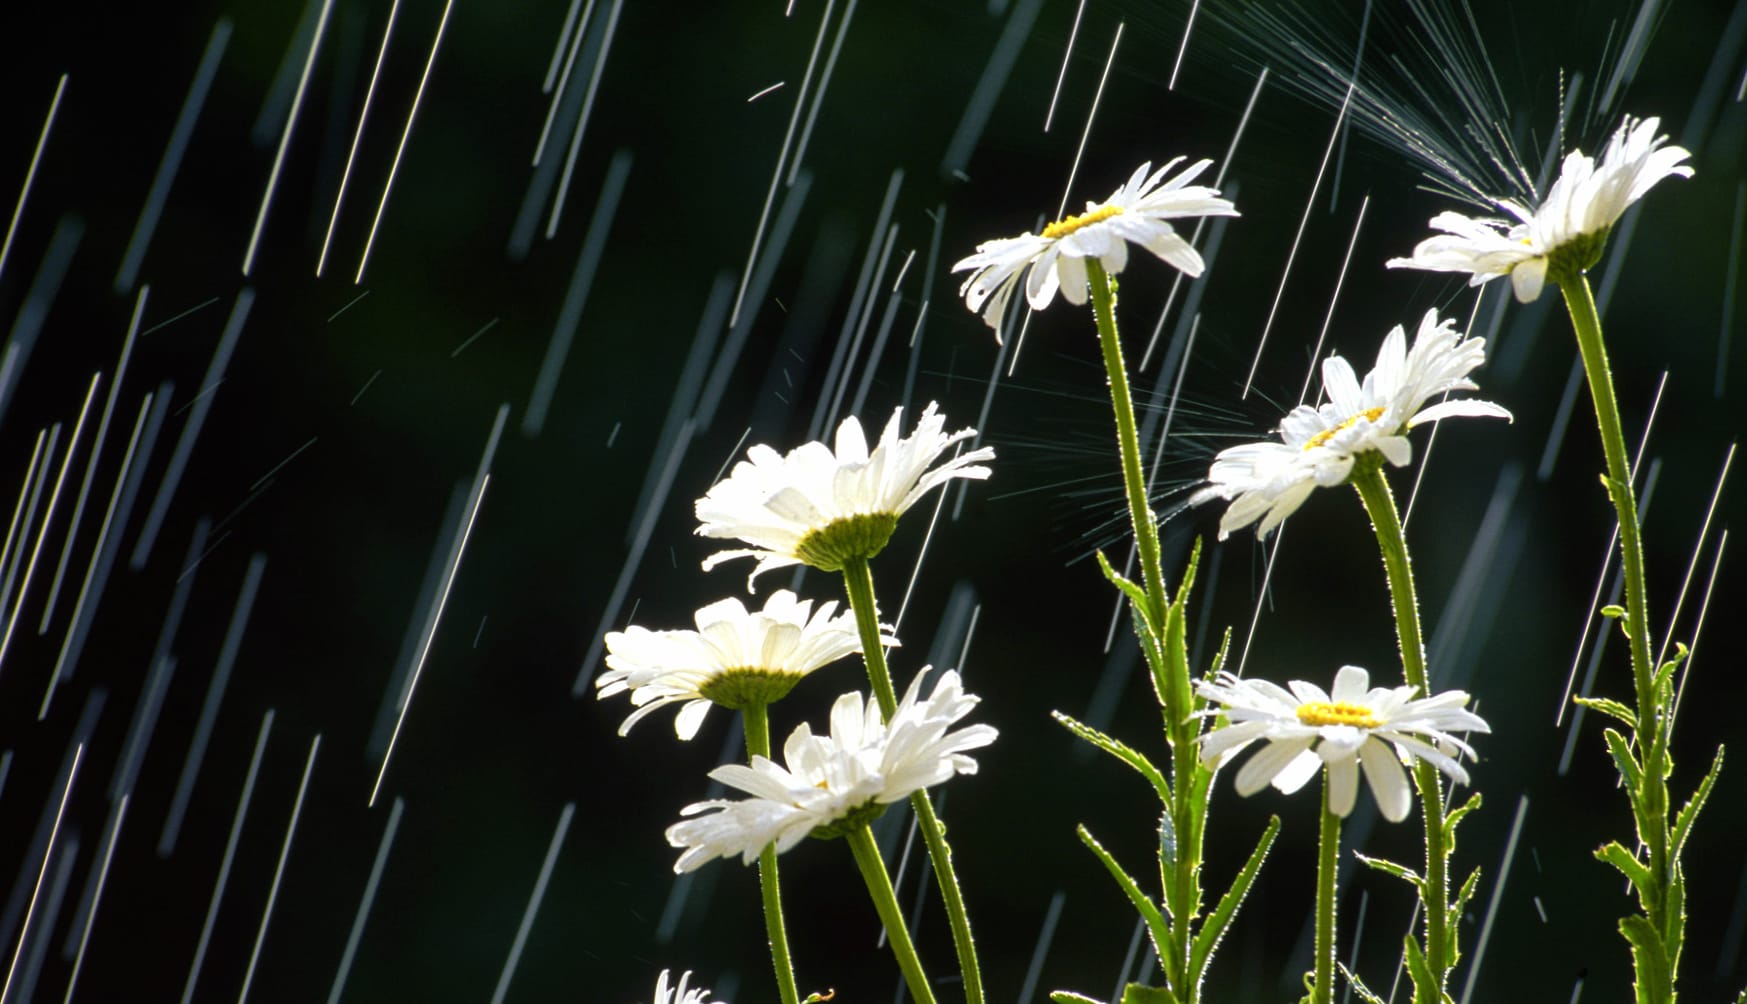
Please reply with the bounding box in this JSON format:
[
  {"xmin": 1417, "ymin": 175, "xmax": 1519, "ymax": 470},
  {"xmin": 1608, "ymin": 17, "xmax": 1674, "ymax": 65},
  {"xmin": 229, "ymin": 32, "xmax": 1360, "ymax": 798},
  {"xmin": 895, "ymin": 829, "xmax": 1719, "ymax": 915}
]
[
  {"xmin": 744, "ymin": 703, "xmax": 801, "ymax": 1004},
  {"xmin": 1313, "ymin": 782, "xmax": 1342, "ymax": 1004},
  {"xmin": 847, "ymin": 825, "xmax": 938, "ymax": 1004}
]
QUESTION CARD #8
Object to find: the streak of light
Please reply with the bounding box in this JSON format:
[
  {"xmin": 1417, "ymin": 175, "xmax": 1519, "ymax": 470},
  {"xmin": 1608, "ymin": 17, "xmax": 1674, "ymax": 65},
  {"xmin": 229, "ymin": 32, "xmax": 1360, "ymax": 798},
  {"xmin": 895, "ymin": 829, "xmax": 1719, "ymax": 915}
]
[
  {"xmin": 1016, "ymin": 891, "xmax": 1066, "ymax": 1004},
  {"xmin": 490, "ymin": 803, "xmax": 577, "ymax": 1004},
  {"xmin": 1295, "ymin": 196, "xmax": 1371, "ymax": 406},
  {"xmin": 473, "ymin": 615, "xmax": 487, "ymax": 647},
  {"xmin": 546, "ymin": 0, "xmax": 624, "ymax": 241},
  {"xmin": 131, "ymin": 289, "xmax": 255, "ymax": 569},
  {"xmin": 811, "ymin": 171, "xmax": 903, "ymax": 440},
  {"xmin": 116, "ymin": 23, "xmax": 231, "ymax": 291},
  {"xmin": 849, "ymin": 287, "xmax": 907, "ymax": 426},
  {"xmin": 371, "ymin": 472, "xmax": 492, "ymax": 805},
  {"xmin": 110, "ymin": 654, "xmax": 181, "ymax": 802},
  {"xmin": 316, "ymin": 0, "xmax": 401, "ymax": 278},
  {"xmin": 1110, "ymin": 914, "xmax": 1147, "ymax": 1003},
  {"xmin": 1242, "ymin": 81, "xmax": 1355, "ymax": 399},
  {"xmin": 39, "ymin": 287, "xmax": 148, "ymax": 634},
  {"xmin": 628, "ymin": 275, "xmax": 731, "ymax": 544},
  {"xmin": 711, "ymin": 427, "xmax": 752, "ymax": 488},
  {"xmin": 571, "ymin": 420, "xmax": 694, "ymax": 695},
  {"xmin": 1597, "ymin": 0, "xmax": 1664, "ymax": 112},
  {"xmin": 9, "ymin": 831, "xmax": 75, "ymax": 1003},
  {"xmin": 940, "ymin": 0, "xmax": 1045, "ymax": 178},
  {"xmin": 0, "ymin": 217, "xmax": 82, "ymax": 427},
  {"xmin": 1403, "ymin": 293, "xmax": 1490, "ymax": 527},
  {"xmin": 0, "ymin": 694, "xmax": 101, "ymax": 947},
  {"xmin": 349, "ymin": 370, "xmax": 382, "ymax": 406},
  {"xmin": 176, "ymin": 531, "xmax": 233, "ymax": 584},
  {"xmin": 730, "ymin": 0, "xmax": 835, "ymax": 326},
  {"xmin": 159, "ymin": 555, "xmax": 267, "ymax": 857},
  {"xmin": 1719, "ymin": 181, "xmax": 1744, "ymax": 398},
  {"xmin": 249, "ymin": 436, "xmax": 319, "ymax": 492},
  {"xmin": 1536, "ymin": 357, "xmax": 1585, "ymax": 481},
  {"xmin": 1011, "ymin": 19, "xmax": 1125, "ymax": 379},
  {"xmin": 450, "ymin": 317, "xmax": 500, "ymax": 358},
  {"xmin": 180, "ymin": 711, "xmax": 273, "ymax": 1004},
  {"xmin": 1340, "ymin": 891, "xmax": 1368, "ymax": 1004},
  {"xmin": 1671, "ymin": 529, "xmax": 1727, "ymax": 722},
  {"xmin": 891, "ymin": 248, "xmax": 917, "ymax": 292},
  {"xmin": 698, "ymin": 173, "xmax": 814, "ymax": 429},
  {"xmin": 140, "ymin": 297, "xmax": 222, "ymax": 338},
  {"xmin": 326, "ymin": 798, "xmax": 405, "ymax": 1004},
  {"xmin": 325, "ymin": 289, "xmax": 371, "ymax": 322},
  {"xmin": 42, "ymin": 389, "xmax": 169, "ymax": 719},
  {"xmin": 0, "ymin": 430, "xmax": 50, "ymax": 618},
  {"xmin": 1717, "ymin": 852, "xmax": 1747, "ymax": 980},
  {"xmin": 522, "ymin": 151, "xmax": 632, "ymax": 437},
  {"xmin": 1141, "ymin": 63, "xmax": 1266, "ymax": 372},
  {"xmin": 655, "ymin": 723, "xmax": 744, "ymax": 944},
  {"xmin": 531, "ymin": 0, "xmax": 596, "ymax": 166},
  {"xmin": 1043, "ymin": 0, "xmax": 1086, "ymax": 132},
  {"xmin": 0, "ymin": 754, "xmax": 9, "ymax": 804},
  {"xmin": 61, "ymin": 794, "xmax": 127, "ymax": 1004},
  {"xmin": 0, "ymin": 74, "xmax": 66, "ymax": 286},
  {"xmin": 1457, "ymin": 794, "xmax": 1528, "ymax": 1004},
  {"xmin": 243, "ymin": 0, "xmax": 334, "ymax": 276},
  {"xmin": 239, "ymin": 735, "xmax": 321, "ymax": 1003},
  {"xmin": 951, "ymin": 318, "xmax": 1013, "ymax": 521},
  {"xmin": 1657, "ymin": 443, "xmax": 1734, "ymax": 671},
  {"xmin": 1168, "ymin": 0, "xmax": 1202, "ymax": 90},
  {"xmin": 784, "ymin": 0, "xmax": 858, "ymax": 187},
  {"xmin": 355, "ymin": 0, "xmax": 455, "ymax": 282},
  {"xmin": 1424, "ymin": 464, "xmax": 1521, "ymax": 689},
  {"xmin": 1325, "ymin": 0, "xmax": 1369, "ymax": 215},
  {"xmin": 0, "ymin": 743, "xmax": 80, "ymax": 1003},
  {"xmin": 541, "ymin": 0, "xmax": 587, "ymax": 93},
  {"xmin": 747, "ymin": 81, "xmax": 786, "ymax": 102},
  {"xmin": 1234, "ymin": 527, "xmax": 1288, "ymax": 679},
  {"xmin": 1533, "ymin": 896, "xmax": 1548, "ymax": 923}
]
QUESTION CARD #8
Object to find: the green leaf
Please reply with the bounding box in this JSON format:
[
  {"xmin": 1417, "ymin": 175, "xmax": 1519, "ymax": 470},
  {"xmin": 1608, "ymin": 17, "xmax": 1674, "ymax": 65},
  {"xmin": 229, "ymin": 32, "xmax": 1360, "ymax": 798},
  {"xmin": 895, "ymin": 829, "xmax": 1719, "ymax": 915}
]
[
  {"xmin": 1673, "ymin": 746, "xmax": 1724, "ymax": 859},
  {"xmin": 1097, "ymin": 550, "xmax": 1156, "ymax": 625},
  {"xmin": 1337, "ymin": 964, "xmax": 1388, "ymax": 1004},
  {"xmin": 1604, "ymin": 728, "xmax": 1644, "ymax": 793},
  {"xmin": 1596, "ymin": 841, "xmax": 1655, "ymax": 908},
  {"xmin": 1171, "ymin": 536, "xmax": 1203, "ymax": 609},
  {"xmin": 1158, "ymin": 804, "xmax": 1177, "ymax": 876},
  {"xmin": 1205, "ymin": 626, "xmax": 1233, "ymax": 681},
  {"xmin": 1120, "ymin": 984, "xmax": 1177, "ymax": 1004},
  {"xmin": 1053, "ymin": 711, "xmax": 1171, "ymax": 802},
  {"xmin": 1449, "ymin": 867, "xmax": 1482, "ymax": 963},
  {"xmin": 1402, "ymin": 933, "xmax": 1438, "ymax": 1002},
  {"xmin": 1050, "ymin": 992, "xmax": 1104, "ymax": 1004},
  {"xmin": 1077, "ymin": 824, "xmax": 1171, "ymax": 956},
  {"xmin": 1619, "ymin": 915, "xmax": 1672, "ymax": 1004},
  {"xmin": 1600, "ymin": 603, "xmax": 1626, "ymax": 619},
  {"xmin": 1191, "ymin": 816, "xmax": 1281, "ymax": 979},
  {"xmin": 1442, "ymin": 791, "xmax": 1482, "ymax": 846},
  {"xmin": 1574, "ymin": 695, "xmax": 1638, "ymax": 731},
  {"xmin": 1353, "ymin": 850, "xmax": 1422, "ymax": 890}
]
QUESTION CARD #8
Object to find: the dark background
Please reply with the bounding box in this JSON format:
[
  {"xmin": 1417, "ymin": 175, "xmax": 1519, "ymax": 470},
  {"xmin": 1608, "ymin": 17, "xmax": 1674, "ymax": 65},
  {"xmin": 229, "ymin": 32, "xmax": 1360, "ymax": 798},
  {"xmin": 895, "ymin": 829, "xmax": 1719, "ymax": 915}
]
[{"xmin": 0, "ymin": 1, "xmax": 1741, "ymax": 1001}]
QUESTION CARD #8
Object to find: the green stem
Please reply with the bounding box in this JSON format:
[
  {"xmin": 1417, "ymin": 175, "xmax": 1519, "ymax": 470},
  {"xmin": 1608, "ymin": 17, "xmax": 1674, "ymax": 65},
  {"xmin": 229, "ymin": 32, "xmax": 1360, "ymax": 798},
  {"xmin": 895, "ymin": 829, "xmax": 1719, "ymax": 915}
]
[
  {"xmin": 744, "ymin": 703, "xmax": 801, "ymax": 1004},
  {"xmin": 840, "ymin": 556, "xmax": 984, "ymax": 1004},
  {"xmin": 1557, "ymin": 275, "xmax": 1671, "ymax": 994},
  {"xmin": 1350, "ymin": 458, "xmax": 1451, "ymax": 994},
  {"xmin": 1313, "ymin": 781, "xmax": 1342, "ymax": 1004},
  {"xmin": 847, "ymin": 825, "xmax": 939, "ymax": 1004}
]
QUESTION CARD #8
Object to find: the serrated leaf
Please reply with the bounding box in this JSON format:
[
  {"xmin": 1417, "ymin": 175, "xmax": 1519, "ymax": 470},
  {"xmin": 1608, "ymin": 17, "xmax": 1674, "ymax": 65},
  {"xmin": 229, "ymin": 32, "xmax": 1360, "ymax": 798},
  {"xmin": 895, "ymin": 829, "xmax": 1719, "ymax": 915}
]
[
  {"xmin": 1574, "ymin": 695, "xmax": 1638, "ymax": 730},
  {"xmin": 1050, "ymin": 992, "xmax": 1104, "ymax": 1004},
  {"xmin": 1449, "ymin": 867, "xmax": 1482, "ymax": 963},
  {"xmin": 1077, "ymin": 824, "xmax": 1171, "ymax": 956},
  {"xmin": 1097, "ymin": 550, "xmax": 1158, "ymax": 636},
  {"xmin": 1120, "ymin": 984, "xmax": 1176, "ymax": 1004},
  {"xmin": 1191, "ymin": 816, "xmax": 1280, "ymax": 981},
  {"xmin": 1600, "ymin": 603, "xmax": 1626, "ymax": 619},
  {"xmin": 1205, "ymin": 626, "xmax": 1233, "ymax": 681},
  {"xmin": 1596, "ymin": 841, "xmax": 1655, "ymax": 908},
  {"xmin": 1603, "ymin": 728, "xmax": 1644, "ymax": 793},
  {"xmin": 1354, "ymin": 851, "xmax": 1422, "ymax": 890},
  {"xmin": 1402, "ymin": 933, "xmax": 1438, "ymax": 1002},
  {"xmin": 1442, "ymin": 792, "xmax": 1482, "ymax": 845},
  {"xmin": 1672, "ymin": 746, "xmax": 1724, "ymax": 859},
  {"xmin": 1158, "ymin": 805, "xmax": 1178, "ymax": 873},
  {"xmin": 1054, "ymin": 711, "xmax": 1171, "ymax": 802},
  {"xmin": 1337, "ymin": 964, "xmax": 1388, "ymax": 1004},
  {"xmin": 1619, "ymin": 915, "xmax": 1672, "ymax": 1004}
]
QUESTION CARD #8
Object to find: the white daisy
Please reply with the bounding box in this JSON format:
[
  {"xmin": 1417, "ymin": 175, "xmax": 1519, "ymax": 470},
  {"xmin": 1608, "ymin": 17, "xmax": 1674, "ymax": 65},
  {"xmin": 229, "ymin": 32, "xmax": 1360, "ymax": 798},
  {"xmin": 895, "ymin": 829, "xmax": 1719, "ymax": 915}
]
[
  {"xmin": 1387, "ymin": 115, "xmax": 1693, "ymax": 302},
  {"xmin": 1195, "ymin": 666, "xmax": 1489, "ymax": 823},
  {"xmin": 951, "ymin": 158, "xmax": 1238, "ymax": 337},
  {"xmin": 666, "ymin": 669, "xmax": 997, "ymax": 873},
  {"xmin": 598, "ymin": 590, "xmax": 885, "ymax": 740},
  {"xmin": 647, "ymin": 969, "xmax": 724, "ymax": 1004},
  {"xmin": 1190, "ymin": 309, "xmax": 1511, "ymax": 539},
  {"xmin": 695, "ymin": 402, "xmax": 994, "ymax": 588}
]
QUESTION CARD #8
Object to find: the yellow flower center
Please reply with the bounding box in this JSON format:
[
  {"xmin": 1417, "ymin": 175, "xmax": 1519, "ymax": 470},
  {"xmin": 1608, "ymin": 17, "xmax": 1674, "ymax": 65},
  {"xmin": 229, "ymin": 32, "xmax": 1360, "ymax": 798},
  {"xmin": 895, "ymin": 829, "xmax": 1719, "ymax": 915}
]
[
  {"xmin": 1296, "ymin": 701, "xmax": 1382, "ymax": 729},
  {"xmin": 1304, "ymin": 406, "xmax": 1386, "ymax": 450},
  {"xmin": 1042, "ymin": 204, "xmax": 1122, "ymax": 239}
]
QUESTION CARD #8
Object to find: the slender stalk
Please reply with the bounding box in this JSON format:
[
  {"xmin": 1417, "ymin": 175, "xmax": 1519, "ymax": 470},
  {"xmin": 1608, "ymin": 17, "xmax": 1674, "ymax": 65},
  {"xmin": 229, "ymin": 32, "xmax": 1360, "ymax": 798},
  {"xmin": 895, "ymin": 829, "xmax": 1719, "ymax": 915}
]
[
  {"xmin": 1557, "ymin": 274, "xmax": 1672, "ymax": 999},
  {"xmin": 744, "ymin": 703, "xmax": 801, "ymax": 1004},
  {"xmin": 840, "ymin": 555, "xmax": 984, "ymax": 1004},
  {"xmin": 847, "ymin": 825, "xmax": 938, "ymax": 1004},
  {"xmin": 1349, "ymin": 458, "xmax": 1452, "ymax": 994},
  {"xmin": 1313, "ymin": 781, "xmax": 1342, "ymax": 1004}
]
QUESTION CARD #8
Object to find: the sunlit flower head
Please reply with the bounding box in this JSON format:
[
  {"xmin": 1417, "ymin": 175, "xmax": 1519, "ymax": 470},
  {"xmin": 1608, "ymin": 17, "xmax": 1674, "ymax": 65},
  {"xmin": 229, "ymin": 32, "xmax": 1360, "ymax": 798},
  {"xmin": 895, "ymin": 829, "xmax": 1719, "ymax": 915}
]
[
  {"xmin": 1195, "ymin": 666, "xmax": 1489, "ymax": 822},
  {"xmin": 598, "ymin": 590, "xmax": 886, "ymax": 740},
  {"xmin": 695, "ymin": 402, "xmax": 993, "ymax": 588},
  {"xmin": 666, "ymin": 669, "xmax": 996, "ymax": 873},
  {"xmin": 1189, "ymin": 309, "xmax": 1510, "ymax": 539},
  {"xmin": 1388, "ymin": 115, "xmax": 1693, "ymax": 302},
  {"xmin": 647, "ymin": 969, "xmax": 724, "ymax": 1004},
  {"xmin": 951, "ymin": 157, "xmax": 1238, "ymax": 338}
]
